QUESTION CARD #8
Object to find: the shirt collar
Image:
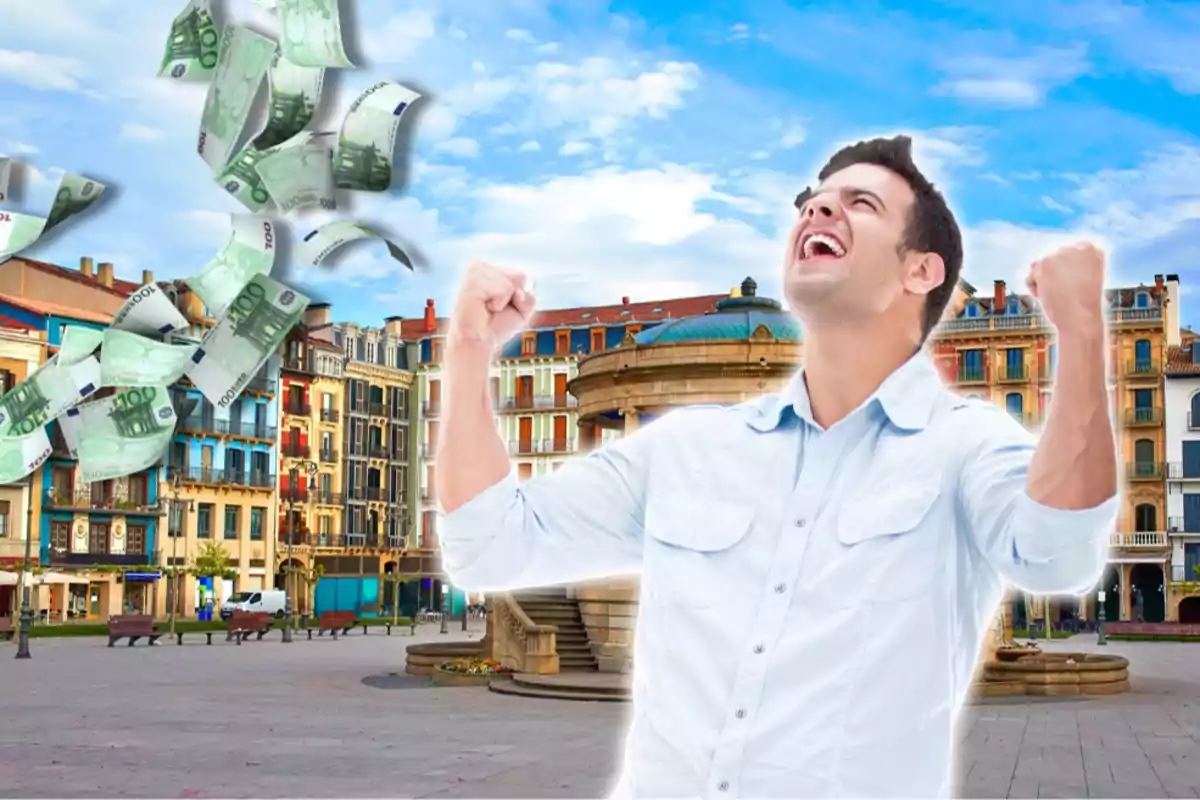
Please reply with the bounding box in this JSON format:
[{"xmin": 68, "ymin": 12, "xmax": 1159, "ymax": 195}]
[{"xmin": 744, "ymin": 351, "xmax": 944, "ymax": 433}]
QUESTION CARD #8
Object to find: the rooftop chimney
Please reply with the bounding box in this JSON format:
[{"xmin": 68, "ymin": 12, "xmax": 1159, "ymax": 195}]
[
  {"xmin": 1155, "ymin": 274, "xmax": 1164, "ymax": 293},
  {"xmin": 303, "ymin": 302, "xmax": 331, "ymax": 327},
  {"xmin": 141, "ymin": 269, "xmax": 154, "ymax": 286},
  {"xmin": 993, "ymin": 279, "xmax": 1006, "ymax": 312},
  {"xmin": 97, "ymin": 262, "xmax": 114, "ymax": 288},
  {"xmin": 621, "ymin": 296, "xmax": 630, "ymax": 305},
  {"xmin": 423, "ymin": 298, "xmax": 436, "ymax": 332},
  {"xmin": 383, "ymin": 315, "xmax": 403, "ymax": 337},
  {"xmin": 79, "ymin": 257, "xmax": 93, "ymax": 277},
  {"xmin": 741, "ymin": 276, "xmax": 757, "ymax": 297}
]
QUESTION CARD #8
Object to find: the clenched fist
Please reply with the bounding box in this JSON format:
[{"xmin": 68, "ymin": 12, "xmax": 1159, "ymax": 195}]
[
  {"xmin": 447, "ymin": 261, "xmax": 537, "ymax": 350},
  {"xmin": 1026, "ymin": 243, "xmax": 1106, "ymax": 332}
]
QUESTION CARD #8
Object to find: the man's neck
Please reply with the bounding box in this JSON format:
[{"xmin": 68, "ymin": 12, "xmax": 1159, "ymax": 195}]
[{"xmin": 801, "ymin": 318, "xmax": 922, "ymax": 429}]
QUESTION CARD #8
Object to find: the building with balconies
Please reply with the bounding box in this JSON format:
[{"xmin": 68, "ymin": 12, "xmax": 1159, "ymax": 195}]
[
  {"xmin": 0, "ymin": 264, "xmax": 167, "ymax": 621},
  {"xmin": 159, "ymin": 282, "xmax": 280, "ymax": 618},
  {"xmin": 935, "ymin": 273, "xmax": 1179, "ymax": 626},
  {"xmin": 1162, "ymin": 330, "xmax": 1200, "ymax": 623}
]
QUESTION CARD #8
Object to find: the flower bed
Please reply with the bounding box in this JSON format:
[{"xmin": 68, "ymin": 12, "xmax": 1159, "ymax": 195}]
[
  {"xmin": 431, "ymin": 658, "xmax": 513, "ymax": 687},
  {"xmin": 994, "ymin": 641, "xmax": 1042, "ymax": 662}
]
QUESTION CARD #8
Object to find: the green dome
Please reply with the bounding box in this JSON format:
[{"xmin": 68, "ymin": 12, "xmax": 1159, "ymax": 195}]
[{"xmin": 634, "ymin": 277, "xmax": 802, "ymax": 345}]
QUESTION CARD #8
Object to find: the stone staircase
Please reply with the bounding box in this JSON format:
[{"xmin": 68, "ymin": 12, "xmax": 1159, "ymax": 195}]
[{"xmin": 510, "ymin": 587, "xmax": 598, "ymax": 672}]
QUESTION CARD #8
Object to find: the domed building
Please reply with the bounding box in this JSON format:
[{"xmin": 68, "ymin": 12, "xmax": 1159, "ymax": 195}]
[{"xmin": 569, "ymin": 277, "xmax": 803, "ymax": 444}]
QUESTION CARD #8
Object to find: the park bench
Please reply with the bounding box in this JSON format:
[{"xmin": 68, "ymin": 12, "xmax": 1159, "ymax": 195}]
[
  {"xmin": 107, "ymin": 614, "xmax": 161, "ymax": 647},
  {"xmin": 307, "ymin": 610, "xmax": 356, "ymax": 640},
  {"xmin": 0, "ymin": 617, "xmax": 13, "ymax": 641},
  {"xmin": 226, "ymin": 611, "xmax": 274, "ymax": 645},
  {"xmin": 174, "ymin": 627, "xmax": 215, "ymax": 646}
]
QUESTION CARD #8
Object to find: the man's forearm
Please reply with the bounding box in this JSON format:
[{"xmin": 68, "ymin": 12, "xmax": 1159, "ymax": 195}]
[
  {"xmin": 436, "ymin": 338, "xmax": 512, "ymax": 514},
  {"xmin": 1027, "ymin": 326, "xmax": 1118, "ymax": 509}
]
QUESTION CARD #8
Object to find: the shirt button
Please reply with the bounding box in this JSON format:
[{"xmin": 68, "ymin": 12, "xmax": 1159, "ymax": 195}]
[
  {"xmin": 774, "ymin": 583, "xmax": 786, "ymax": 593},
  {"xmin": 718, "ymin": 781, "xmax": 730, "ymax": 792},
  {"xmin": 794, "ymin": 518, "xmax": 806, "ymax": 527},
  {"xmin": 753, "ymin": 644, "xmax": 764, "ymax": 654},
  {"xmin": 735, "ymin": 708, "xmax": 747, "ymax": 719}
]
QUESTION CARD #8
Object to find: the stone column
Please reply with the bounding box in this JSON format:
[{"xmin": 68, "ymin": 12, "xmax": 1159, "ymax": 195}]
[
  {"xmin": 622, "ymin": 408, "xmax": 639, "ymax": 434},
  {"xmin": 1120, "ymin": 563, "xmax": 1133, "ymax": 621},
  {"xmin": 572, "ymin": 579, "xmax": 639, "ymax": 673}
]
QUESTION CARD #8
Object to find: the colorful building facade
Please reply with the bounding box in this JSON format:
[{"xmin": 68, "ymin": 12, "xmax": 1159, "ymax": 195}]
[{"xmin": 1162, "ymin": 328, "xmax": 1200, "ymax": 623}]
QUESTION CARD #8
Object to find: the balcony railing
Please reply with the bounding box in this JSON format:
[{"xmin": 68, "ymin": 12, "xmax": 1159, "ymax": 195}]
[
  {"xmin": 1125, "ymin": 358, "xmax": 1159, "ymax": 377},
  {"xmin": 508, "ymin": 438, "xmax": 577, "ymax": 455},
  {"xmin": 940, "ymin": 308, "xmax": 1161, "ymax": 335},
  {"xmin": 314, "ymin": 490, "xmax": 342, "ymax": 505},
  {"xmin": 46, "ymin": 550, "xmax": 162, "ymax": 568},
  {"xmin": 167, "ymin": 465, "xmax": 275, "ymax": 489},
  {"xmin": 282, "ymin": 356, "xmax": 314, "ymax": 375},
  {"xmin": 955, "ymin": 366, "xmax": 986, "ymax": 384},
  {"xmin": 319, "ymin": 448, "xmax": 337, "ymax": 463},
  {"xmin": 43, "ymin": 489, "xmax": 160, "ymax": 515},
  {"xmin": 368, "ymin": 445, "xmax": 391, "ymax": 460},
  {"xmin": 368, "ymin": 402, "xmax": 387, "ymax": 417},
  {"xmin": 178, "ymin": 417, "xmax": 276, "ymax": 441},
  {"xmin": 998, "ymin": 361, "xmax": 1028, "ymax": 383},
  {"xmin": 421, "ymin": 487, "xmax": 435, "ymax": 502},
  {"xmin": 422, "ymin": 400, "xmax": 440, "ymax": 416},
  {"xmin": 420, "ymin": 442, "xmax": 435, "ymax": 458},
  {"xmin": 284, "ymin": 401, "xmax": 312, "ymax": 416},
  {"xmin": 1126, "ymin": 461, "xmax": 1165, "ymax": 481},
  {"xmin": 1168, "ymin": 516, "xmax": 1185, "ymax": 532},
  {"xmin": 1124, "ymin": 407, "xmax": 1163, "ymax": 426},
  {"xmin": 1108, "ymin": 531, "xmax": 1168, "ymax": 548},
  {"xmin": 344, "ymin": 443, "xmax": 367, "ymax": 458},
  {"xmin": 499, "ymin": 394, "xmax": 579, "ymax": 412},
  {"xmin": 320, "ymin": 408, "xmax": 340, "ymax": 423},
  {"xmin": 244, "ymin": 375, "xmax": 277, "ymax": 395},
  {"xmin": 1188, "ymin": 412, "xmax": 1200, "ymax": 431},
  {"xmin": 1166, "ymin": 462, "xmax": 1200, "ymax": 480},
  {"xmin": 281, "ymin": 443, "xmax": 311, "ymax": 459}
]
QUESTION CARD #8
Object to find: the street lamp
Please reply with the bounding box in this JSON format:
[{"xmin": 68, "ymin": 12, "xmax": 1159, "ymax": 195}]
[
  {"xmin": 1097, "ymin": 589, "xmax": 1107, "ymax": 646},
  {"xmin": 167, "ymin": 470, "xmax": 194, "ymax": 640},
  {"xmin": 461, "ymin": 588, "xmax": 468, "ymax": 632},
  {"xmin": 282, "ymin": 459, "xmax": 318, "ymax": 644},
  {"xmin": 439, "ymin": 583, "xmax": 448, "ymax": 634},
  {"xmin": 15, "ymin": 475, "xmax": 38, "ymax": 660}
]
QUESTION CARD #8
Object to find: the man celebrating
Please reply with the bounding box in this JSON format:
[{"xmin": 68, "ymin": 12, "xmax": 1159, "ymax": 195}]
[{"xmin": 436, "ymin": 135, "xmax": 1118, "ymax": 799}]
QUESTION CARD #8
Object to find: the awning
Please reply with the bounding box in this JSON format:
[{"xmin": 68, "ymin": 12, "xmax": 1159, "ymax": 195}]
[
  {"xmin": 0, "ymin": 571, "xmax": 17, "ymax": 586},
  {"xmin": 35, "ymin": 571, "xmax": 90, "ymax": 585}
]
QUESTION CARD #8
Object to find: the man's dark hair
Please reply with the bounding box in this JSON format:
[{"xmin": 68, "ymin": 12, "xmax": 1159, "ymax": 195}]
[{"xmin": 795, "ymin": 135, "xmax": 963, "ymax": 341}]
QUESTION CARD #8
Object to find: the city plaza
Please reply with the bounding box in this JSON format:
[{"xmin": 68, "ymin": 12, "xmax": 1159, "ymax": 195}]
[{"xmin": 1, "ymin": 626, "xmax": 1199, "ymax": 798}]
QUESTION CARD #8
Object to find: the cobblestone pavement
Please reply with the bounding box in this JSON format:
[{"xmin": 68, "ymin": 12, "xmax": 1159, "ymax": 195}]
[{"xmin": 0, "ymin": 628, "xmax": 1198, "ymax": 798}]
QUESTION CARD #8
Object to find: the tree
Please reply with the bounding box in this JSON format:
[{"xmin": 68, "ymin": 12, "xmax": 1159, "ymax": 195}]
[
  {"xmin": 289, "ymin": 561, "xmax": 324, "ymax": 617},
  {"xmin": 192, "ymin": 540, "xmax": 236, "ymax": 582}
]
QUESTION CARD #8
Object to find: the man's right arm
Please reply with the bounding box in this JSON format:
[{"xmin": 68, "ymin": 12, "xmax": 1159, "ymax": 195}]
[{"xmin": 435, "ymin": 337, "xmax": 658, "ymax": 592}]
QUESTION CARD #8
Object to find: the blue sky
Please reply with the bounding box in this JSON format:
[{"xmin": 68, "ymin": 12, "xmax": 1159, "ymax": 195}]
[{"xmin": 0, "ymin": 0, "xmax": 1198, "ymax": 328}]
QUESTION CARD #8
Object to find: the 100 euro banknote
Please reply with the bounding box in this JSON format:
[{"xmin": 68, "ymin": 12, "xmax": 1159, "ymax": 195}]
[{"xmin": 76, "ymin": 386, "xmax": 177, "ymax": 484}]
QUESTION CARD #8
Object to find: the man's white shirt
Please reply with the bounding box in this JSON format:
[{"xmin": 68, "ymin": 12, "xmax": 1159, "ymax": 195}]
[{"xmin": 439, "ymin": 353, "xmax": 1118, "ymax": 799}]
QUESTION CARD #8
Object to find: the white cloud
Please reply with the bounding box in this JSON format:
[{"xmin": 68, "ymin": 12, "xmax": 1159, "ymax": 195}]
[
  {"xmin": 931, "ymin": 44, "xmax": 1092, "ymax": 107},
  {"xmin": 118, "ymin": 123, "xmax": 164, "ymax": 142},
  {"xmin": 173, "ymin": 210, "xmax": 238, "ymax": 247},
  {"xmin": 490, "ymin": 122, "xmax": 518, "ymax": 135},
  {"xmin": 559, "ymin": 141, "xmax": 591, "ymax": 156},
  {"xmin": 518, "ymin": 140, "xmax": 541, "ymax": 152},
  {"xmin": 535, "ymin": 42, "xmax": 560, "ymax": 55},
  {"xmin": 1040, "ymin": 195, "xmax": 1072, "ymax": 213},
  {"xmin": 505, "ymin": 28, "xmax": 538, "ymax": 44},
  {"xmin": 0, "ymin": 49, "xmax": 87, "ymax": 92},
  {"xmin": 777, "ymin": 124, "xmax": 807, "ymax": 150},
  {"xmin": 434, "ymin": 137, "xmax": 481, "ymax": 158},
  {"xmin": 5, "ymin": 142, "xmax": 39, "ymax": 156},
  {"xmin": 359, "ymin": 8, "xmax": 438, "ymax": 65}
]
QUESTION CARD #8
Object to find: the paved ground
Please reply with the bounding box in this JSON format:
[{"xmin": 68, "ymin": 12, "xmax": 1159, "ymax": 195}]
[{"xmin": 1, "ymin": 627, "xmax": 1199, "ymax": 798}]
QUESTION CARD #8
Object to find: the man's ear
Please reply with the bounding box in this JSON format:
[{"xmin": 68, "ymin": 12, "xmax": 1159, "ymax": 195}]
[{"xmin": 904, "ymin": 251, "xmax": 945, "ymax": 298}]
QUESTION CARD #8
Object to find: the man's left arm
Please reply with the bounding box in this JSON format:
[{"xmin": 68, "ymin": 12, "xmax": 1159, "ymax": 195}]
[{"xmin": 959, "ymin": 243, "xmax": 1120, "ymax": 594}]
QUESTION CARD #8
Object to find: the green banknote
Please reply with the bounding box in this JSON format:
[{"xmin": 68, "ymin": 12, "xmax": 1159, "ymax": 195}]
[
  {"xmin": 185, "ymin": 215, "xmax": 277, "ymax": 317},
  {"xmin": 75, "ymin": 386, "xmax": 177, "ymax": 484},
  {"xmin": 332, "ymin": 82, "xmax": 421, "ymax": 192},
  {"xmin": 0, "ymin": 172, "xmax": 106, "ymax": 259},
  {"xmin": 0, "ymin": 156, "xmax": 10, "ymax": 202},
  {"xmin": 253, "ymin": 141, "xmax": 335, "ymax": 213},
  {"xmin": 197, "ymin": 24, "xmax": 277, "ymax": 174},
  {"xmin": 296, "ymin": 219, "xmax": 413, "ymax": 269},
  {"xmin": 279, "ymin": 0, "xmax": 354, "ymax": 68},
  {"xmin": 0, "ymin": 428, "xmax": 53, "ymax": 484},
  {"xmin": 109, "ymin": 282, "xmax": 189, "ymax": 336},
  {"xmin": 99, "ymin": 330, "xmax": 198, "ymax": 387},
  {"xmin": 252, "ymin": 50, "xmax": 325, "ymax": 150},
  {"xmin": 58, "ymin": 326, "xmax": 104, "ymax": 366},
  {"xmin": 217, "ymin": 130, "xmax": 327, "ymax": 212},
  {"xmin": 186, "ymin": 274, "xmax": 309, "ymax": 409},
  {"xmin": 157, "ymin": 0, "xmax": 221, "ymax": 81},
  {"xmin": 0, "ymin": 354, "xmax": 100, "ymax": 436}
]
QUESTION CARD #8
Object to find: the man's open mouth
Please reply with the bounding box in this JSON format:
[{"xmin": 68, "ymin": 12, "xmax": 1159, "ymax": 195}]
[{"xmin": 799, "ymin": 231, "xmax": 847, "ymax": 259}]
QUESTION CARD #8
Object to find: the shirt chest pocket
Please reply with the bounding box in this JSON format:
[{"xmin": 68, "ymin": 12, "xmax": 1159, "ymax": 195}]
[
  {"xmin": 831, "ymin": 484, "xmax": 943, "ymax": 605},
  {"xmin": 644, "ymin": 493, "xmax": 754, "ymax": 608}
]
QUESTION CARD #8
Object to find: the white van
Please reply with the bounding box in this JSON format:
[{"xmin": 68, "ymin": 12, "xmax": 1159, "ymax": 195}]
[{"xmin": 220, "ymin": 589, "xmax": 287, "ymax": 620}]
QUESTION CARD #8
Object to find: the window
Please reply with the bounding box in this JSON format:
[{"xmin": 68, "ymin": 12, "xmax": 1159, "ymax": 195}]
[
  {"xmin": 1006, "ymin": 298, "xmax": 1020, "ymax": 315},
  {"xmin": 0, "ymin": 369, "xmax": 14, "ymax": 395},
  {"xmin": 224, "ymin": 505, "xmax": 240, "ymax": 540},
  {"xmin": 965, "ymin": 303, "xmax": 978, "ymax": 318},
  {"xmin": 250, "ymin": 507, "xmax": 264, "ymax": 541},
  {"xmin": 89, "ymin": 521, "xmax": 109, "ymax": 554},
  {"xmin": 591, "ymin": 330, "xmax": 604, "ymax": 352},
  {"xmin": 522, "ymin": 333, "xmax": 536, "ymax": 356},
  {"xmin": 126, "ymin": 524, "xmax": 146, "ymax": 557},
  {"xmin": 1134, "ymin": 503, "xmax": 1157, "ymax": 532},
  {"xmin": 430, "ymin": 339, "xmax": 443, "ymax": 363},
  {"xmin": 169, "ymin": 503, "xmax": 185, "ymax": 537},
  {"xmin": 1005, "ymin": 393, "xmax": 1023, "ymax": 419},
  {"xmin": 0, "ymin": 500, "xmax": 9, "ymax": 536},
  {"xmin": 51, "ymin": 465, "xmax": 73, "ymax": 504},
  {"xmin": 1135, "ymin": 292, "xmax": 1149, "ymax": 309},
  {"xmin": 50, "ymin": 521, "xmax": 70, "ymax": 554},
  {"xmin": 556, "ymin": 331, "xmax": 569, "ymax": 355},
  {"xmin": 1134, "ymin": 339, "xmax": 1152, "ymax": 372},
  {"xmin": 91, "ymin": 479, "xmax": 113, "ymax": 508},
  {"xmin": 197, "ymin": 503, "xmax": 213, "ymax": 538}
]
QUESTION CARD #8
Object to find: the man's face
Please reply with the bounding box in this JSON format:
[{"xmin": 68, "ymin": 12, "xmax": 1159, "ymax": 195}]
[{"xmin": 783, "ymin": 162, "xmax": 919, "ymax": 324}]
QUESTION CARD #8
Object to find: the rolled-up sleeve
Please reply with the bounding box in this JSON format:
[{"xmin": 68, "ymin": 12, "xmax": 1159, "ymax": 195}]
[
  {"xmin": 957, "ymin": 407, "xmax": 1119, "ymax": 595},
  {"xmin": 438, "ymin": 412, "xmax": 677, "ymax": 593}
]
